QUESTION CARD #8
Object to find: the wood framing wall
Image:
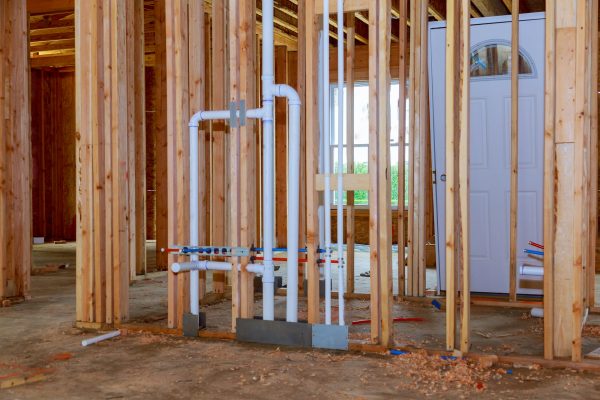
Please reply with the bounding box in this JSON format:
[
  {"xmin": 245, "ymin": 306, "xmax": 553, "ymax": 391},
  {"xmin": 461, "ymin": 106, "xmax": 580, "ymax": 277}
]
[
  {"xmin": 6, "ymin": 0, "xmax": 600, "ymax": 365},
  {"xmin": 74, "ymin": 0, "xmax": 145, "ymax": 323},
  {"xmin": 0, "ymin": 0, "xmax": 31, "ymax": 300},
  {"xmin": 31, "ymin": 69, "xmax": 76, "ymax": 242}
]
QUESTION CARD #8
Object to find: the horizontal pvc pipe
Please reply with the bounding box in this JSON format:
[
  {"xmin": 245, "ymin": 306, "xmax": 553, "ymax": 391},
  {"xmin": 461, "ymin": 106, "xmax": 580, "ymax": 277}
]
[
  {"xmin": 81, "ymin": 330, "xmax": 121, "ymax": 347},
  {"xmin": 172, "ymin": 261, "xmax": 263, "ymax": 273},
  {"xmin": 531, "ymin": 308, "xmax": 544, "ymax": 318},
  {"xmin": 189, "ymin": 108, "xmax": 266, "ymax": 127},
  {"xmin": 520, "ymin": 265, "xmax": 543, "ymax": 276}
]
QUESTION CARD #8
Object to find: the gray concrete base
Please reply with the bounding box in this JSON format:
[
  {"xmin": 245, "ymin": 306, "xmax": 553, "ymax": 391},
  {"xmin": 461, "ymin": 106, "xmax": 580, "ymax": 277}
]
[
  {"xmin": 236, "ymin": 318, "xmax": 312, "ymax": 348},
  {"xmin": 312, "ymin": 324, "xmax": 349, "ymax": 350},
  {"xmin": 182, "ymin": 312, "xmax": 206, "ymax": 337},
  {"xmin": 236, "ymin": 318, "xmax": 349, "ymax": 350}
]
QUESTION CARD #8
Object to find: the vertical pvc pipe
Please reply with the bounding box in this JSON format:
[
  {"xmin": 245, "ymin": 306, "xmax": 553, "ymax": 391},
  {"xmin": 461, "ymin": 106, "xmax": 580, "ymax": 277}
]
[
  {"xmin": 317, "ymin": 31, "xmax": 326, "ymax": 254},
  {"xmin": 261, "ymin": 0, "xmax": 276, "ymax": 321},
  {"xmin": 275, "ymin": 85, "xmax": 301, "ymax": 323},
  {"xmin": 189, "ymin": 124, "xmax": 200, "ymax": 316},
  {"xmin": 323, "ymin": 0, "xmax": 332, "ymax": 325},
  {"xmin": 336, "ymin": 0, "xmax": 345, "ymax": 326}
]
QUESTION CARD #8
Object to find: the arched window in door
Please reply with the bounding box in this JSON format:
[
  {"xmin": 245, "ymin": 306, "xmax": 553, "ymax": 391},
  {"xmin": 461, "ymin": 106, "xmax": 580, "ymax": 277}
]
[{"xmin": 470, "ymin": 40, "xmax": 535, "ymax": 79}]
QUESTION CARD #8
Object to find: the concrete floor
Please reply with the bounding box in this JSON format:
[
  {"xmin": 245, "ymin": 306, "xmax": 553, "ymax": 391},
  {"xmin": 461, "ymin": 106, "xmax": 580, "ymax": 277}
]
[
  {"xmin": 2, "ymin": 243, "xmax": 600, "ymax": 398},
  {"xmin": 0, "ymin": 245, "xmax": 600, "ymax": 399}
]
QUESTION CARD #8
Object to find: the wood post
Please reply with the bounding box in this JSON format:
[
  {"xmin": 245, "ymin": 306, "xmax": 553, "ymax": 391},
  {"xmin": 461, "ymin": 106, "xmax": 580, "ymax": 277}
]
[
  {"xmin": 131, "ymin": 0, "xmax": 146, "ymax": 278},
  {"xmin": 211, "ymin": 0, "xmax": 228, "ymax": 294},
  {"xmin": 154, "ymin": 0, "xmax": 168, "ymax": 271},
  {"xmin": 229, "ymin": 0, "xmax": 257, "ymax": 328},
  {"xmin": 445, "ymin": 0, "xmax": 470, "ymax": 353},
  {"xmin": 368, "ymin": 0, "xmax": 393, "ymax": 347},
  {"xmin": 509, "ymin": 0, "xmax": 519, "ymax": 303},
  {"xmin": 544, "ymin": 0, "xmax": 595, "ymax": 362},
  {"xmin": 305, "ymin": 0, "xmax": 321, "ymax": 324},
  {"xmin": 345, "ymin": 13, "xmax": 356, "ymax": 295},
  {"xmin": 587, "ymin": 0, "xmax": 599, "ymax": 309},
  {"xmin": 407, "ymin": 0, "xmax": 428, "ymax": 298},
  {"xmin": 275, "ymin": 45, "xmax": 288, "ymax": 247},
  {"xmin": 0, "ymin": 0, "xmax": 31, "ymax": 301},
  {"xmin": 296, "ymin": 0, "xmax": 307, "ymax": 295},
  {"xmin": 164, "ymin": 0, "xmax": 205, "ymax": 328},
  {"xmin": 396, "ymin": 1, "xmax": 407, "ymax": 299}
]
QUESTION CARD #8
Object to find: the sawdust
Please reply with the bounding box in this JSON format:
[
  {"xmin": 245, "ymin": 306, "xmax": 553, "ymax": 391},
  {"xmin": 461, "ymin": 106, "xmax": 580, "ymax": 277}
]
[
  {"xmin": 378, "ymin": 350, "xmax": 511, "ymax": 395},
  {"xmin": 583, "ymin": 325, "xmax": 600, "ymax": 337}
]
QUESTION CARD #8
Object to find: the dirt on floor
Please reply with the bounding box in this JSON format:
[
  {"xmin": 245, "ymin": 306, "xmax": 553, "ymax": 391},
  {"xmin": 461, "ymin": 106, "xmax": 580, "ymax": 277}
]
[{"xmin": 1, "ymin": 244, "xmax": 600, "ymax": 399}]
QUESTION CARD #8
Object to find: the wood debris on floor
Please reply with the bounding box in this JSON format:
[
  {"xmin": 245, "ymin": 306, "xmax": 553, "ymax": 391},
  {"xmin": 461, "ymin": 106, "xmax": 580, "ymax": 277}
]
[{"xmin": 0, "ymin": 363, "xmax": 52, "ymax": 390}]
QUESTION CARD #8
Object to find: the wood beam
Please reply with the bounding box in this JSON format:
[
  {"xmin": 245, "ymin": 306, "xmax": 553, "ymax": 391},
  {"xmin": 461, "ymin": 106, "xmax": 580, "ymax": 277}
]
[
  {"xmin": 428, "ymin": 0, "xmax": 446, "ymax": 20},
  {"xmin": 471, "ymin": 0, "xmax": 508, "ymax": 16},
  {"xmin": 28, "ymin": 0, "xmax": 74, "ymax": 15}
]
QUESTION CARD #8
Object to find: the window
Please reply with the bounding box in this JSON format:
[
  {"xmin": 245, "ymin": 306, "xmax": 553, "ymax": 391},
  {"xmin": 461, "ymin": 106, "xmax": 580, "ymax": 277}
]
[
  {"xmin": 330, "ymin": 81, "xmax": 409, "ymax": 207},
  {"xmin": 470, "ymin": 41, "xmax": 535, "ymax": 79}
]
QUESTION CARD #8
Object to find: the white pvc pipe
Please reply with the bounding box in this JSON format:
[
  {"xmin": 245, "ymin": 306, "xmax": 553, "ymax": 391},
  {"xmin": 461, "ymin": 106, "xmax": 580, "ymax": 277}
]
[
  {"xmin": 317, "ymin": 31, "xmax": 326, "ymax": 258},
  {"xmin": 274, "ymin": 84, "xmax": 301, "ymax": 322},
  {"xmin": 172, "ymin": 261, "xmax": 264, "ymax": 274},
  {"xmin": 531, "ymin": 308, "xmax": 544, "ymax": 318},
  {"xmin": 178, "ymin": 0, "xmax": 301, "ymax": 325},
  {"xmin": 190, "ymin": 121, "xmax": 200, "ymax": 316},
  {"xmin": 336, "ymin": 0, "xmax": 345, "ymax": 326},
  {"xmin": 323, "ymin": 0, "xmax": 332, "ymax": 326},
  {"xmin": 520, "ymin": 265, "xmax": 544, "ymax": 277},
  {"xmin": 81, "ymin": 330, "xmax": 121, "ymax": 347},
  {"xmin": 261, "ymin": 0, "xmax": 276, "ymax": 322}
]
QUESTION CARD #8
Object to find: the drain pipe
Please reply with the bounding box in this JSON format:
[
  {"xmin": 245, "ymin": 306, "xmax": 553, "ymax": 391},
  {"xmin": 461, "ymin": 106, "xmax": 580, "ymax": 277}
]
[
  {"xmin": 323, "ymin": 0, "xmax": 332, "ymax": 325},
  {"xmin": 273, "ymin": 84, "xmax": 302, "ymax": 322},
  {"xmin": 172, "ymin": 261, "xmax": 265, "ymax": 314},
  {"xmin": 336, "ymin": 0, "xmax": 345, "ymax": 326},
  {"xmin": 261, "ymin": 0, "xmax": 276, "ymax": 321},
  {"xmin": 172, "ymin": 261, "xmax": 265, "ymax": 275}
]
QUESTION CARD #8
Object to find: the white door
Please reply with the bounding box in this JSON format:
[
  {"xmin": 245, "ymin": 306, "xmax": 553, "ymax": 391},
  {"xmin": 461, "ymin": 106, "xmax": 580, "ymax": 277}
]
[{"xmin": 429, "ymin": 13, "xmax": 545, "ymax": 295}]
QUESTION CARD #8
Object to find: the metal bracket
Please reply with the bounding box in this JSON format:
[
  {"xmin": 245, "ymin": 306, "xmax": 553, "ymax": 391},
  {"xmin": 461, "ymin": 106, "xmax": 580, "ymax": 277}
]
[{"xmin": 229, "ymin": 100, "xmax": 247, "ymax": 128}]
